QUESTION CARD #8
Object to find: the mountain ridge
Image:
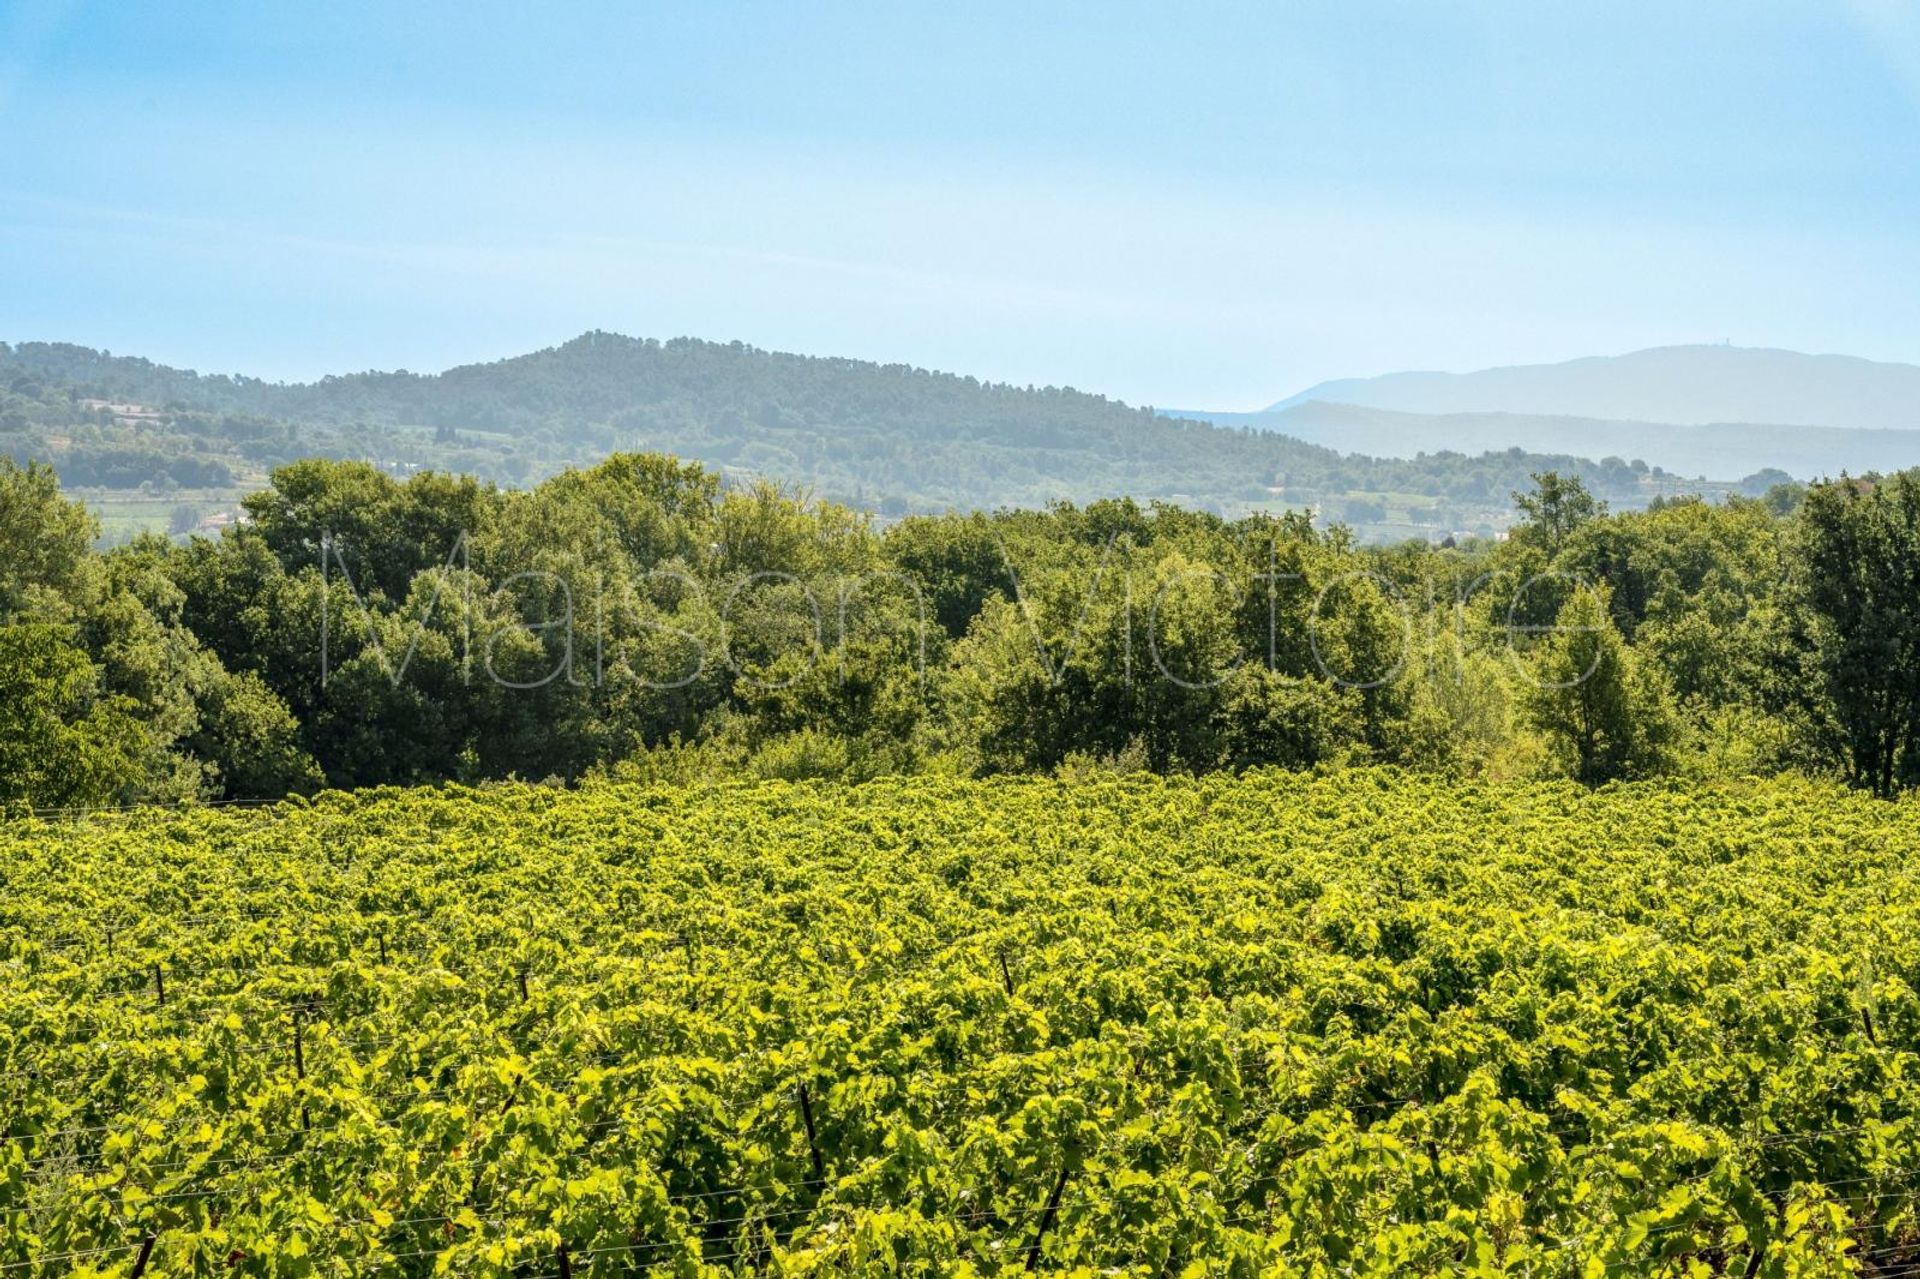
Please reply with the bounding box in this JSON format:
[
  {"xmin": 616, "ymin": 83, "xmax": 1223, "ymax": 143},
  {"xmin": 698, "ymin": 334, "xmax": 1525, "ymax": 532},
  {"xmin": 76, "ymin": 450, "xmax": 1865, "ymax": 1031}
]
[
  {"xmin": 1264, "ymin": 343, "xmax": 1920, "ymax": 432},
  {"xmin": 1171, "ymin": 398, "xmax": 1920, "ymax": 483},
  {"xmin": 0, "ymin": 332, "xmax": 1766, "ymax": 542}
]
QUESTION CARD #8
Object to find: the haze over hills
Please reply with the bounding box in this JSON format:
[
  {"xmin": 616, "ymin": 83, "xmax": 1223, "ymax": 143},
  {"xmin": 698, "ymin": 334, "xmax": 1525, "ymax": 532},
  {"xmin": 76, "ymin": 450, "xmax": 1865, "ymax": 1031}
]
[
  {"xmin": 1190, "ymin": 400, "xmax": 1920, "ymax": 483},
  {"xmin": 1268, "ymin": 345, "xmax": 1920, "ymax": 429},
  {"xmin": 0, "ymin": 333, "xmax": 1729, "ymax": 543},
  {"xmin": 1172, "ymin": 345, "xmax": 1920, "ymax": 481}
]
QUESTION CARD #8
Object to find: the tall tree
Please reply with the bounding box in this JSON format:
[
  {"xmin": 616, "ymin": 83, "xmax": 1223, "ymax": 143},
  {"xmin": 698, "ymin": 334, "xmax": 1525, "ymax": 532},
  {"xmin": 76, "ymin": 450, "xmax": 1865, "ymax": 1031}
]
[
  {"xmin": 1512, "ymin": 471, "xmax": 1604, "ymax": 558},
  {"xmin": 1524, "ymin": 586, "xmax": 1674, "ymax": 784},
  {"xmin": 0, "ymin": 458, "xmax": 96, "ymax": 620},
  {"xmin": 0, "ymin": 624, "xmax": 148, "ymax": 809},
  {"xmin": 1791, "ymin": 472, "xmax": 1920, "ymax": 796}
]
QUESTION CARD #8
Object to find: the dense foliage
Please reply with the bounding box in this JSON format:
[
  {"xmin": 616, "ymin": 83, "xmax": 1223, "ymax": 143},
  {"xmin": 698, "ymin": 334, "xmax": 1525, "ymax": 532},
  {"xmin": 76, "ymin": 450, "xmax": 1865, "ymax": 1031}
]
[
  {"xmin": 1, "ymin": 336, "xmax": 1716, "ymax": 534},
  {"xmin": 12, "ymin": 441, "xmax": 1919, "ymax": 808},
  {"xmin": 2, "ymin": 770, "xmax": 1917, "ymax": 1275}
]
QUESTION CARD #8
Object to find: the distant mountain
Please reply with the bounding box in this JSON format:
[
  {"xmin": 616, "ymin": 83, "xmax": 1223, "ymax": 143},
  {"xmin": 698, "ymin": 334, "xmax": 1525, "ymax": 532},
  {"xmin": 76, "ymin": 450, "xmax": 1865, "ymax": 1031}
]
[
  {"xmin": 1182, "ymin": 400, "xmax": 1920, "ymax": 482},
  {"xmin": 0, "ymin": 333, "xmax": 1725, "ymax": 542},
  {"xmin": 1267, "ymin": 344, "xmax": 1920, "ymax": 432}
]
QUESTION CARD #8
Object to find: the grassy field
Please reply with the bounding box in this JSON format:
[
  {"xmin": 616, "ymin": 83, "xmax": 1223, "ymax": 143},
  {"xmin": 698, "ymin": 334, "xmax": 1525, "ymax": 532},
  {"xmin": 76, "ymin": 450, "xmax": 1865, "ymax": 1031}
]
[
  {"xmin": 2, "ymin": 770, "xmax": 1916, "ymax": 1275},
  {"xmin": 77, "ymin": 491, "xmax": 250, "ymax": 543}
]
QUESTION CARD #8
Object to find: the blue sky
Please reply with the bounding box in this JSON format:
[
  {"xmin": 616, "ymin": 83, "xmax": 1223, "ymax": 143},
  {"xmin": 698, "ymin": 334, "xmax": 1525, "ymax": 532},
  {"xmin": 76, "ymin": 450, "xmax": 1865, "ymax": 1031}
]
[{"xmin": 2, "ymin": 0, "xmax": 1919, "ymax": 407}]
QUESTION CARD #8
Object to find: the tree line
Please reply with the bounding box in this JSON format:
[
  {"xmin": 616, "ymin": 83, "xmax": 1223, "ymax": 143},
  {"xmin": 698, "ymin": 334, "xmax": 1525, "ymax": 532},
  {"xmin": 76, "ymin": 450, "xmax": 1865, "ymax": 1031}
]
[{"xmin": 2, "ymin": 451, "xmax": 1917, "ymax": 809}]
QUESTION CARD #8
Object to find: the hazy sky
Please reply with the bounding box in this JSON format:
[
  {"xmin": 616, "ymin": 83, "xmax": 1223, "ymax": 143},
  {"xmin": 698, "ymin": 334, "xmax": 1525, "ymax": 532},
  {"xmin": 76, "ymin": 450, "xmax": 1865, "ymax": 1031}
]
[{"xmin": 3, "ymin": 0, "xmax": 1919, "ymax": 408}]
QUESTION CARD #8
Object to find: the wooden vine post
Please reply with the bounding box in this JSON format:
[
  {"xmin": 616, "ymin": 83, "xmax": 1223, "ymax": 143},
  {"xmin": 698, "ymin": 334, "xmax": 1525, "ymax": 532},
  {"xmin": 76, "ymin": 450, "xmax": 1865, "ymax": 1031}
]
[
  {"xmin": 293, "ymin": 1010, "xmax": 311, "ymax": 1131},
  {"xmin": 1024, "ymin": 1163, "xmax": 1073, "ymax": 1272},
  {"xmin": 129, "ymin": 1231, "xmax": 157, "ymax": 1278},
  {"xmin": 795, "ymin": 1082, "xmax": 824, "ymax": 1179}
]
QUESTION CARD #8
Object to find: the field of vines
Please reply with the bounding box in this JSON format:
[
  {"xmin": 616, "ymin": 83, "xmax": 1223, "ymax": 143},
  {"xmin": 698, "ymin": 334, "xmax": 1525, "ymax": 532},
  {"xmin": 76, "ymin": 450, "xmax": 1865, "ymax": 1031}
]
[{"xmin": 4, "ymin": 771, "xmax": 1920, "ymax": 1276}]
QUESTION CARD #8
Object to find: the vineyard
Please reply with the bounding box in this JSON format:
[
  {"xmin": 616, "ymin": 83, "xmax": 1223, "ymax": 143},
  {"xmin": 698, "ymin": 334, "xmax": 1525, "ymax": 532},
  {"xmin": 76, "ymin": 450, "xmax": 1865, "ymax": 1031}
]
[{"xmin": 3, "ymin": 771, "xmax": 1920, "ymax": 1276}]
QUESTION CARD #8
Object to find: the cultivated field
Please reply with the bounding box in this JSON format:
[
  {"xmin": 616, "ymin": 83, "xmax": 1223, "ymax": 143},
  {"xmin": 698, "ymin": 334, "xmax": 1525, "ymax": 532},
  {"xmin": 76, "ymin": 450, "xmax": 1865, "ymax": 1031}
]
[{"xmin": 3, "ymin": 771, "xmax": 1916, "ymax": 1275}]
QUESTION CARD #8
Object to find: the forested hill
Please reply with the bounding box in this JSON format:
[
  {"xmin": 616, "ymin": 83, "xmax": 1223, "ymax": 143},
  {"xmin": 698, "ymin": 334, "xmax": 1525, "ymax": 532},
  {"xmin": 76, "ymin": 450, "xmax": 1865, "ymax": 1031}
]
[{"xmin": 2, "ymin": 333, "xmax": 1723, "ymax": 538}]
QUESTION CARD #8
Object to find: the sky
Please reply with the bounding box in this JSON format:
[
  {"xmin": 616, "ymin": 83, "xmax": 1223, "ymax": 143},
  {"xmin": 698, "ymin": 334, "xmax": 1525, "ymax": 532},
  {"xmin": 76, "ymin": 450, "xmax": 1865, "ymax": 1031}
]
[{"xmin": 2, "ymin": 0, "xmax": 1919, "ymax": 409}]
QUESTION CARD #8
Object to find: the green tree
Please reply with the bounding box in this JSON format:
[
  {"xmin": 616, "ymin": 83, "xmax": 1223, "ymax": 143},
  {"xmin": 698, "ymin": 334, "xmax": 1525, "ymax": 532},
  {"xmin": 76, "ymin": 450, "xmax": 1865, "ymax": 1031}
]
[
  {"xmin": 1790, "ymin": 473, "xmax": 1920, "ymax": 796},
  {"xmin": 181, "ymin": 666, "xmax": 324, "ymax": 798},
  {"xmin": 244, "ymin": 459, "xmax": 496, "ymax": 602},
  {"xmin": 0, "ymin": 458, "xmax": 96, "ymax": 620},
  {"xmin": 1523, "ymin": 586, "xmax": 1675, "ymax": 784},
  {"xmin": 883, "ymin": 513, "xmax": 1008, "ymax": 639},
  {"xmin": 0, "ymin": 624, "xmax": 148, "ymax": 809},
  {"xmin": 1512, "ymin": 471, "xmax": 1603, "ymax": 558}
]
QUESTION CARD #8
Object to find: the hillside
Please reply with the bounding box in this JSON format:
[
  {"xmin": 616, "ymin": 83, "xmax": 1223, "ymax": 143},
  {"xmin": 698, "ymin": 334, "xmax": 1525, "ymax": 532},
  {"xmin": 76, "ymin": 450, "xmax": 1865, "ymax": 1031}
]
[
  {"xmin": 1267, "ymin": 343, "xmax": 1920, "ymax": 432},
  {"xmin": 0, "ymin": 334, "xmax": 1718, "ymax": 542}
]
